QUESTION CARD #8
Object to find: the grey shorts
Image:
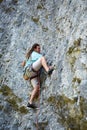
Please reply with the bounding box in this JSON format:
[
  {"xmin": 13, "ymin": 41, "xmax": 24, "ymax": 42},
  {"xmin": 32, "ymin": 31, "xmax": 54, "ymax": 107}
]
[{"xmin": 30, "ymin": 58, "xmax": 42, "ymax": 88}]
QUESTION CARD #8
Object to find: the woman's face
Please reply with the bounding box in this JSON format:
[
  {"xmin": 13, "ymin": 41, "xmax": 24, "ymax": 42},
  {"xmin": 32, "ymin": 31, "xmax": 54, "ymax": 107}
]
[{"xmin": 34, "ymin": 46, "xmax": 41, "ymax": 53}]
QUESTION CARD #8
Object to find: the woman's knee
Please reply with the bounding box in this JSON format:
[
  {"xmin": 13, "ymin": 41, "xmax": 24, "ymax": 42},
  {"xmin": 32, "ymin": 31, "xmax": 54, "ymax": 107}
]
[
  {"xmin": 40, "ymin": 56, "xmax": 46, "ymax": 62},
  {"xmin": 32, "ymin": 58, "xmax": 42, "ymax": 71}
]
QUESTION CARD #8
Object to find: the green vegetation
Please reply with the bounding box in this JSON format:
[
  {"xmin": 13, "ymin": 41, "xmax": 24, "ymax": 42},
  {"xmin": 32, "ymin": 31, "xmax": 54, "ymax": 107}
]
[
  {"xmin": 0, "ymin": 0, "xmax": 3, "ymax": 3},
  {"xmin": 37, "ymin": 4, "xmax": 43, "ymax": 9},
  {"xmin": 6, "ymin": 97, "xmax": 19, "ymax": 111},
  {"xmin": 47, "ymin": 94, "xmax": 87, "ymax": 130},
  {"xmin": 69, "ymin": 56, "xmax": 76, "ymax": 68},
  {"xmin": 0, "ymin": 105, "xmax": 4, "ymax": 110},
  {"xmin": 0, "ymin": 85, "xmax": 13, "ymax": 96},
  {"xmin": 74, "ymin": 38, "xmax": 81, "ymax": 47},
  {"xmin": 67, "ymin": 46, "xmax": 75, "ymax": 54},
  {"xmin": 45, "ymin": 15, "xmax": 48, "ymax": 19},
  {"xmin": 67, "ymin": 38, "xmax": 81, "ymax": 70},
  {"xmin": 31, "ymin": 16, "xmax": 39, "ymax": 23},
  {"xmin": 67, "ymin": 38, "xmax": 81, "ymax": 55},
  {"xmin": 42, "ymin": 26, "xmax": 48, "ymax": 32},
  {"xmin": 72, "ymin": 77, "xmax": 81, "ymax": 84},
  {"xmin": 0, "ymin": 85, "xmax": 28, "ymax": 114},
  {"xmin": 0, "ymin": 54, "xmax": 3, "ymax": 58},
  {"xmin": 6, "ymin": 59, "xmax": 10, "ymax": 62},
  {"xmin": 19, "ymin": 106, "xmax": 28, "ymax": 114}
]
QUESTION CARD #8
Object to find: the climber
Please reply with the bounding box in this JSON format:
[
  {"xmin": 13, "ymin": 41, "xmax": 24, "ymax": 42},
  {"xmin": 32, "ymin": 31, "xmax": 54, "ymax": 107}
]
[{"xmin": 22, "ymin": 43, "xmax": 54, "ymax": 108}]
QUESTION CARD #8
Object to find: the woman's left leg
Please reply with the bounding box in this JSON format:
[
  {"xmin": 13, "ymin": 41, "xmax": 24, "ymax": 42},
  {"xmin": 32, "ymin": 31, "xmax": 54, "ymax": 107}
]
[
  {"xmin": 27, "ymin": 77, "xmax": 40, "ymax": 108},
  {"xmin": 29, "ymin": 85, "xmax": 40, "ymax": 104}
]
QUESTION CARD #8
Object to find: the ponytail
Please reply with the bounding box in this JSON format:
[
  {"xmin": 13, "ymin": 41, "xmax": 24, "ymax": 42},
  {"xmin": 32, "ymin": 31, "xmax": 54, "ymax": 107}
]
[{"xmin": 26, "ymin": 43, "xmax": 40, "ymax": 59}]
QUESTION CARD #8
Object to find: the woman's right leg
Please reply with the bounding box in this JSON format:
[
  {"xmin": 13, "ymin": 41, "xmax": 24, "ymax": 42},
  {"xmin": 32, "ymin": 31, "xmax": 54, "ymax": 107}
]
[
  {"xmin": 40, "ymin": 56, "xmax": 54, "ymax": 75},
  {"xmin": 32, "ymin": 56, "xmax": 50, "ymax": 72},
  {"xmin": 40, "ymin": 57, "xmax": 49, "ymax": 72}
]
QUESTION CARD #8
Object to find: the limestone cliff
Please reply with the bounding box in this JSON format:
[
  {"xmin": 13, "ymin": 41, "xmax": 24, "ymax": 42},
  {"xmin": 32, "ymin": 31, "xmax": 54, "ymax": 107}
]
[{"xmin": 0, "ymin": 0, "xmax": 87, "ymax": 130}]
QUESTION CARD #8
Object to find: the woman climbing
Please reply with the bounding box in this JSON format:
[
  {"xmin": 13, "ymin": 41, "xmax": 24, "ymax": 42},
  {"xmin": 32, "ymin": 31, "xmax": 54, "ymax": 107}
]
[{"xmin": 22, "ymin": 43, "xmax": 54, "ymax": 108}]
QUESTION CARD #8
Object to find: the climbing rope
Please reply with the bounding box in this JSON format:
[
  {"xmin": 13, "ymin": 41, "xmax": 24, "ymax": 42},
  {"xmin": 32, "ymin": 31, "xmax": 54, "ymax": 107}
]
[{"xmin": 35, "ymin": 75, "xmax": 41, "ymax": 130}]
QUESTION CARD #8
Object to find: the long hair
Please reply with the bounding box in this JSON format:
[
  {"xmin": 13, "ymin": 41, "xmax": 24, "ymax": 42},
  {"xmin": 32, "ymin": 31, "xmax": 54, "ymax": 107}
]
[{"xmin": 26, "ymin": 43, "xmax": 40, "ymax": 59}]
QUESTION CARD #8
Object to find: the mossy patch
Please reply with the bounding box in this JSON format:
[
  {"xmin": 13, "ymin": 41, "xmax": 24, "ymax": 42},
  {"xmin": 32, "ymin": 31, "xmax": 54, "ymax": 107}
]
[
  {"xmin": 13, "ymin": 0, "xmax": 18, "ymax": 4},
  {"xmin": 0, "ymin": 85, "xmax": 22, "ymax": 103},
  {"xmin": 69, "ymin": 56, "xmax": 76, "ymax": 68},
  {"xmin": 47, "ymin": 94, "xmax": 87, "ymax": 130},
  {"xmin": 19, "ymin": 106, "xmax": 28, "ymax": 114},
  {"xmin": 67, "ymin": 46, "xmax": 81, "ymax": 55},
  {"xmin": 0, "ymin": 0, "xmax": 3, "ymax": 3},
  {"xmin": 0, "ymin": 105, "xmax": 4, "ymax": 110},
  {"xmin": 37, "ymin": 4, "xmax": 43, "ymax": 9},
  {"xmin": 31, "ymin": 16, "xmax": 39, "ymax": 23},
  {"xmin": 0, "ymin": 85, "xmax": 12, "ymax": 96},
  {"xmin": 45, "ymin": 15, "xmax": 48, "ymax": 19},
  {"xmin": 72, "ymin": 77, "xmax": 81, "ymax": 84},
  {"xmin": 34, "ymin": 121, "xmax": 48, "ymax": 130},
  {"xmin": 6, "ymin": 59, "xmax": 10, "ymax": 62},
  {"xmin": 67, "ymin": 38, "xmax": 81, "ymax": 70},
  {"xmin": 0, "ymin": 54, "xmax": 3, "ymax": 58},
  {"xmin": 0, "ymin": 85, "xmax": 28, "ymax": 114},
  {"xmin": 67, "ymin": 38, "xmax": 81, "ymax": 55},
  {"xmin": 6, "ymin": 97, "xmax": 19, "ymax": 111},
  {"xmin": 47, "ymin": 95, "xmax": 75, "ymax": 106},
  {"xmin": 74, "ymin": 38, "xmax": 81, "ymax": 47},
  {"xmin": 42, "ymin": 26, "xmax": 48, "ymax": 32},
  {"xmin": 67, "ymin": 46, "xmax": 75, "ymax": 54}
]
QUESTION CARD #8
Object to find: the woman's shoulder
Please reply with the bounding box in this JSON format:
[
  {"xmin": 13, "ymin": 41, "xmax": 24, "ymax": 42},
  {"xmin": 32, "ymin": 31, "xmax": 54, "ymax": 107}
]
[
  {"xmin": 32, "ymin": 51, "xmax": 42, "ymax": 55},
  {"xmin": 31, "ymin": 51, "xmax": 42, "ymax": 58}
]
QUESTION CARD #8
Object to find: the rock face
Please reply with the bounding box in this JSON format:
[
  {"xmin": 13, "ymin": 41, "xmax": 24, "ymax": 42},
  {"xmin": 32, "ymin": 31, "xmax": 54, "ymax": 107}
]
[{"xmin": 0, "ymin": 0, "xmax": 87, "ymax": 130}]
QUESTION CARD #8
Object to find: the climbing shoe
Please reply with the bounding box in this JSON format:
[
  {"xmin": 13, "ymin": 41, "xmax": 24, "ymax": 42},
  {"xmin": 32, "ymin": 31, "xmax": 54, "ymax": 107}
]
[
  {"xmin": 47, "ymin": 67, "xmax": 54, "ymax": 75},
  {"xmin": 27, "ymin": 102, "xmax": 37, "ymax": 109}
]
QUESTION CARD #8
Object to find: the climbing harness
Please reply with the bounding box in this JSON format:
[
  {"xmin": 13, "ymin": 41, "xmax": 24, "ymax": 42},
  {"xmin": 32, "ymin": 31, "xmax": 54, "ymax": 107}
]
[{"xmin": 23, "ymin": 65, "xmax": 40, "ymax": 80}]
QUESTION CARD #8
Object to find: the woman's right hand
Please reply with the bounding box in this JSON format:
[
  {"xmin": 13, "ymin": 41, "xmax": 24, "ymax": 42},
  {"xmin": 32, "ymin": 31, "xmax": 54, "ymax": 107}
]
[{"xmin": 21, "ymin": 61, "xmax": 26, "ymax": 67}]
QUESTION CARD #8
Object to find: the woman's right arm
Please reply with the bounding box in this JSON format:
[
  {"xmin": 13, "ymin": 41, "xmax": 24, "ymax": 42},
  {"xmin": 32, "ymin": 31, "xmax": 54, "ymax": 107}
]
[{"xmin": 21, "ymin": 61, "xmax": 26, "ymax": 67}]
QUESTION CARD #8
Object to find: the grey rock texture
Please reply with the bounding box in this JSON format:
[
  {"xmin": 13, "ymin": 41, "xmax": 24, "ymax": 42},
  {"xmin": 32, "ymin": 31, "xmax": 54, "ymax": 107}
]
[{"xmin": 0, "ymin": 0, "xmax": 87, "ymax": 130}]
